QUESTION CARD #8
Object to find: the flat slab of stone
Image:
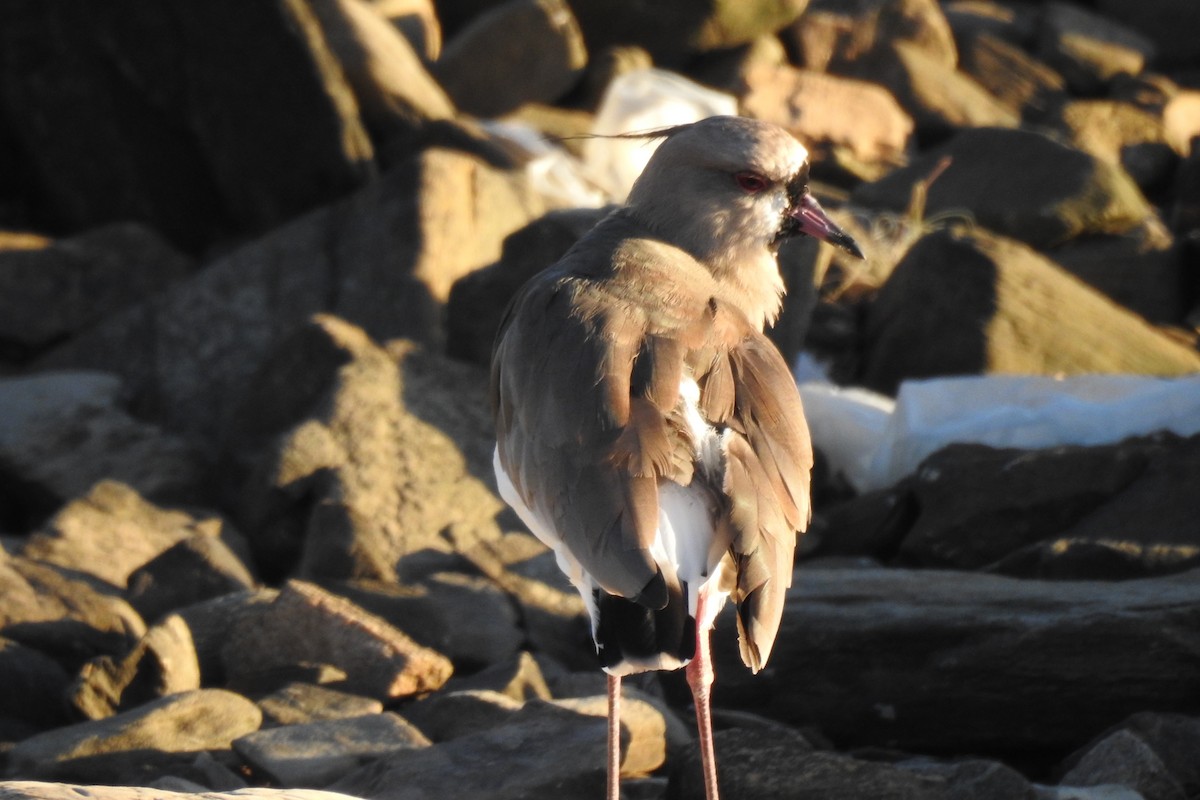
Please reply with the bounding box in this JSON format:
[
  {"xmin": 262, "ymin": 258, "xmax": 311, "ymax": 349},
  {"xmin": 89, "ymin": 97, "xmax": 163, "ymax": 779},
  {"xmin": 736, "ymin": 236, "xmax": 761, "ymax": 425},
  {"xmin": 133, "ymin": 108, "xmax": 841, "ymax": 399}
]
[
  {"xmin": 715, "ymin": 565, "xmax": 1200, "ymax": 757},
  {"xmin": 0, "ymin": 784, "xmax": 359, "ymax": 800}
]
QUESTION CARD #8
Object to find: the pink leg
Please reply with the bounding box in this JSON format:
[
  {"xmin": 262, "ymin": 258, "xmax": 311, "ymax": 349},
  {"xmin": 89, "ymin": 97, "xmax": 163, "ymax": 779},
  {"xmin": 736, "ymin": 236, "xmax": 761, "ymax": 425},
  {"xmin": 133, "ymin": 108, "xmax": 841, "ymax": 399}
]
[
  {"xmin": 685, "ymin": 595, "xmax": 720, "ymax": 800},
  {"xmin": 607, "ymin": 673, "xmax": 622, "ymax": 800}
]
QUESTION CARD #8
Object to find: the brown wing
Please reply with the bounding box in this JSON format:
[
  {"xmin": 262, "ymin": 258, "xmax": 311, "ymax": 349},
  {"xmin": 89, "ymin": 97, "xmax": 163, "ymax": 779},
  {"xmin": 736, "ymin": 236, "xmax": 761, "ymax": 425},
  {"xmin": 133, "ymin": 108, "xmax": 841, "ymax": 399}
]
[
  {"xmin": 491, "ymin": 219, "xmax": 715, "ymax": 606},
  {"xmin": 699, "ymin": 330, "xmax": 813, "ymax": 672}
]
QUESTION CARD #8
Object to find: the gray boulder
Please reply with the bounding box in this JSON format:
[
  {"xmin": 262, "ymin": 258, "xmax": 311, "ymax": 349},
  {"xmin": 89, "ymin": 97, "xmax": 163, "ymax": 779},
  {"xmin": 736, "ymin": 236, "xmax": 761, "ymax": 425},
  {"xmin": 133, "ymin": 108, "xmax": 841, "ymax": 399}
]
[
  {"xmin": 851, "ymin": 127, "xmax": 1155, "ymax": 248},
  {"xmin": 0, "ymin": 1, "xmax": 374, "ymax": 250},
  {"xmin": 714, "ymin": 565, "xmax": 1200, "ymax": 756}
]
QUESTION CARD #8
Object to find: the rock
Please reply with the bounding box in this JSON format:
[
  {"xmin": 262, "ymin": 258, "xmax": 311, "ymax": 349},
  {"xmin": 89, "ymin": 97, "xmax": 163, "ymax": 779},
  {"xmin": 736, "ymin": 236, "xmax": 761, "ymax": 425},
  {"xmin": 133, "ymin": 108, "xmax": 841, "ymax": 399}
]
[
  {"xmin": 1095, "ymin": 0, "xmax": 1199, "ymax": 67},
  {"xmin": 806, "ymin": 486, "xmax": 913, "ymax": 562},
  {"xmin": 0, "ymin": 550, "xmax": 144, "ymax": 668},
  {"xmin": 900, "ymin": 757, "xmax": 1039, "ymax": 799},
  {"xmin": 37, "ymin": 146, "xmax": 552, "ymax": 442},
  {"xmin": 553, "ymin": 694, "xmax": 667, "ymax": 777},
  {"xmin": 859, "ymin": 228, "xmax": 1200, "ymax": 393},
  {"xmin": 327, "ymin": 700, "xmax": 609, "ymax": 800},
  {"xmin": 1173, "ymin": 148, "xmax": 1200, "ymax": 236},
  {"xmin": 998, "ymin": 434, "xmax": 1200, "ymax": 579},
  {"xmin": 956, "ymin": 33, "xmax": 1066, "ymax": 120},
  {"xmin": 1060, "ymin": 730, "xmax": 1185, "ymax": 800},
  {"xmin": 739, "ymin": 63, "xmax": 912, "ymax": 179},
  {"xmin": 392, "ymin": 572, "xmax": 523, "ymax": 669},
  {"xmin": 717, "ymin": 565, "xmax": 1200, "ymax": 757},
  {"xmin": 221, "ymin": 580, "xmax": 453, "ymax": 701},
  {"xmin": 687, "ymin": 35, "xmax": 789, "ymax": 97},
  {"xmin": 308, "ymin": 0, "xmax": 454, "ymax": 156},
  {"xmin": 673, "ymin": 726, "xmax": 944, "ymax": 800},
  {"xmin": 125, "ymin": 534, "xmax": 257, "ymax": 623},
  {"xmin": 0, "ymin": 636, "xmax": 73, "ymax": 733},
  {"xmin": 401, "ymin": 689, "xmax": 524, "ymax": 741},
  {"xmin": 146, "ymin": 751, "xmax": 249, "ymax": 792},
  {"xmin": 573, "ymin": 45, "xmax": 653, "ymax": 111},
  {"xmin": 372, "ymin": 0, "xmax": 443, "ymax": 60},
  {"xmin": 68, "ymin": 614, "xmax": 202, "ymax": 720},
  {"xmin": 171, "ymin": 589, "xmax": 279, "ymax": 687},
  {"xmin": 0, "ymin": 784, "xmax": 360, "ymax": 800},
  {"xmin": 446, "ymin": 527, "xmax": 594, "ymax": 671},
  {"xmin": 846, "ymin": 42, "xmax": 1018, "ymax": 141},
  {"xmin": 1039, "ymin": 786, "xmax": 1146, "ymax": 800},
  {"xmin": 230, "ymin": 317, "xmax": 506, "ymax": 583},
  {"xmin": 447, "ymin": 207, "xmax": 607, "ymax": 365},
  {"xmin": 330, "ymin": 575, "xmax": 524, "ymax": 672},
  {"xmin": 568, "ymin": 0, "xmax": 808, "ymax": 66},
  {"xmin": 893, "ymin": 435, "xmax": 1200, "ymax": 575},
  {"xmin": 1049, "ymin": 100, "xmax": 1175, "ymax": 193},
  {"xmin": 233, "ymin": 712, "xmax": 430, "ymax": 787},
  {"xmin": 433, "ymin": 0, "xmax": 587, "ymax": 118},
  {"xmin": 0, "ymin": 224, "xmax": 192, "ymax": 356},
  {"xmin": 1163, "ymin": 91, "xmax": 1200, "ymax": 158},
  {"xmin": 1036, "ymin": 2, "xmax": 1157, "ymax": 95},
  {"xmin": 851, "ymin": 127, "xmax": 1156, "ymax": 249},
  {"xmin": 943, "ymin": 1, "xmax": 1039, "ymax": 50},
  {"xmin": 0, "ymin": 376, "xmax": 204, "ymax": 521},
  {"xmin": 257, "ymin": 683, "xmax": 384, "ymax": 727},
  {"xmin": 441, "ymin": 651, "xmax": 552, "ymax": 702},
  {"xmin": 1046, "ymin": 228, "xmax": 1186, "ymax": 324},
  {"xmin": 22, "ymin": 481, "xmax": 236, "ymax": 589},
  {"xmin": 0, "ymin": 1, "xmax": 374, "ymax": 251},
  {"xmin": 1100, "ymin": 713, "xmax": 1200, "ymax": 798},
  {"xmin": 791, "ymin": 0, "xmax": 958, "ymax": 73},
  {"xmin": 5, "ymin": 689, "xmax": 262, "ymax": 781}
]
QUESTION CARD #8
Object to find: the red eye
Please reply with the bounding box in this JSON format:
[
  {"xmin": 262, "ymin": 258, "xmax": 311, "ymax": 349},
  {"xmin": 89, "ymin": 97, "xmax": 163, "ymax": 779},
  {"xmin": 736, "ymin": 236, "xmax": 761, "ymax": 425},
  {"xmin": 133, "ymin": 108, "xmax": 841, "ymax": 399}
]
[{"xmin": 735, "ymin": 172, "xmax": 768, "ymax": 194}]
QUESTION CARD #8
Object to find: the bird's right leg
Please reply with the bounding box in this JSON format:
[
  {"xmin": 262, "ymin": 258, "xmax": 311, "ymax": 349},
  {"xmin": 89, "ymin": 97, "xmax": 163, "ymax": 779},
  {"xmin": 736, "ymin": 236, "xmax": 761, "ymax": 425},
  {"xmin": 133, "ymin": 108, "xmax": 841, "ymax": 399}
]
[
  {"xmin": 607, "ymin": 672, "xmax": 622, "ymax": 800},
  {"xmin": 685, "ymin": 593, "xmax": 720, "ymax": 800}
]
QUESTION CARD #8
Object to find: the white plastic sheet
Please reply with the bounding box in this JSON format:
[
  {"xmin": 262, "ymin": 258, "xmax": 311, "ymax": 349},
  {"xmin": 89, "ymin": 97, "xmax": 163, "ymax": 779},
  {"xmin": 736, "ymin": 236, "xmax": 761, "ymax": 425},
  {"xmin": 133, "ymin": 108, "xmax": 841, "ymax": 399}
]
[
  {"xmin": 584, "ymin": 68, "xmax": 738, "ymax": 201},
  {"xmin": 798, "ymin": 361, "xmax": 1200, "ymax": 493},
  {"xmin": 479, "ymin": 119, "xmax": 608, "ymax": 209}
]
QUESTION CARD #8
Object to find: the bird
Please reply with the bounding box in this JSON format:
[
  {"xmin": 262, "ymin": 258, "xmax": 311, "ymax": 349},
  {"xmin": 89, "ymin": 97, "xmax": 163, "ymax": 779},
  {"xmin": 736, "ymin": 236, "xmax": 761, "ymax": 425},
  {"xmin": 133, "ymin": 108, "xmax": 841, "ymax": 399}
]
[{"xmin": 490, "ymin": 115, "xmax": 863, "ymax": 800}]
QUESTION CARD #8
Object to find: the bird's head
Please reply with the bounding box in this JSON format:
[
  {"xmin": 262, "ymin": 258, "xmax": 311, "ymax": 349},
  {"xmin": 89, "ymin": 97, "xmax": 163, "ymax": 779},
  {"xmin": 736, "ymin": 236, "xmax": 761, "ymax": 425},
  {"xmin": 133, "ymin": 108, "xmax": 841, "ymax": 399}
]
[{"xmin": 625, "ymin": 116, "xmax": 864, "ymax": 266}]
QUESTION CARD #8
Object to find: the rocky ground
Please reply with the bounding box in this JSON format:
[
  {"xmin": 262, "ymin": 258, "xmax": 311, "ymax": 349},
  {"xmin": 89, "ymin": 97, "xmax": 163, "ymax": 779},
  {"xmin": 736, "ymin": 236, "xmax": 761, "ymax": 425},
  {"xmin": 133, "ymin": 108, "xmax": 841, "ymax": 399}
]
[{"xmin": 1, "ymin": 0, "xmax": 1199, "ymax": 799}]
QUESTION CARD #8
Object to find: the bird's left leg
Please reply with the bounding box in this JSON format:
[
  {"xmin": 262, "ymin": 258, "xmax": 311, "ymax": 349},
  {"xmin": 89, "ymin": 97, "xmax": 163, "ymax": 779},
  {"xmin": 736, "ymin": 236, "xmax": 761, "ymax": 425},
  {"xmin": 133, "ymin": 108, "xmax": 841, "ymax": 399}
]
[
  {"xmin": 685, "ymin": 592, "xmax": 720, "ymax": 800},
  {"xmin": 607, "ymin": 673, "xmax": 622, "ymax": 800}
]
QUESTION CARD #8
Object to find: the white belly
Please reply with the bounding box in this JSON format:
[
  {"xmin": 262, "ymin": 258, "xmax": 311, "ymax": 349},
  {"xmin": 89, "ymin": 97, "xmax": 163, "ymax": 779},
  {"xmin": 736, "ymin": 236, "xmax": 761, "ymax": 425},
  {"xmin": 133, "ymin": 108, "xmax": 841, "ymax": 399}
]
[{"xmin": 492, "ymin": 377, "xmax": 732, "ymax": 669}]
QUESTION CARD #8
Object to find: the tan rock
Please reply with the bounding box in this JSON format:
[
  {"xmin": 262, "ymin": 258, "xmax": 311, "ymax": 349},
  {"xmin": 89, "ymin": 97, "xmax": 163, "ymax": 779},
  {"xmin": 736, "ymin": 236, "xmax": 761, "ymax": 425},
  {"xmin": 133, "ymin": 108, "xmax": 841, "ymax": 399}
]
[
  {"xmin": 740, "ymin": 63, "xmax": 913, "ymax": 172},
  {"xmin": 1037, "ymin": 2, "xmax": 1157, "ymax": 94},
  {"xmin": 230, "ymin": 316, "xmax": 505, "ymax": 583},
  {"xmin": 23, "ymin": 481, "xmax": 233, "ymax": 588},
  {"xmin": 1051, "ymin": 100, "xmax": 1174, "ymax": 190},
  {"xmin": 0, "ymin": 376, "xmax": 204, "ymax": 513},
  {"xmin": 6, "ymin": 689, "xmax": 262, "ymax": 778},
  {"xmin": 309, "ymin": 0, "xmax": 455, "ymax": 151},
  {"xmin": 0, "ymin": 224, "xmax": 191, "ymax": 353},
  {"xmin": 852, "ymin": 126, "xmax": 1156, "ymax": 248},
  {"xmin": 569, "ymin": 0, "xmax": 807, "ymax": 65},
  {"xmin": 0, "ymin": 550, "xmax": 144, "ymax": 660},
  {"xmin": 860, "ymin": 227, "xmax": 1200, "ymax": 393},
  {"xmin": 855, "ymin": 41, "xmax": 1018, "ymax": 138},
  {"xmin": 1164, "ymin": 91, "xmax": 1200, "ymax": 157},
  {"xmin": 957, "ymin": 32, "xmax": 1066, "ymax": 119},
  {"xmin": 433, "ymin": 0, "xmax": 587, "ymax": 118},
  {"xmin": 38, "ymin": 146, "xmax": 553, "ymax": 442},
  {"xmin": 371, "ymin": 0, "xmax": 442, "ymax": 59},
  {"xmin": 68, "ymin": 614, "xmax": 202, "ymax": 720},
  {"xmin": 0, "ymin": 784, "xmax": 354, "ymax": 800},
  {"xmin": 222, "ymin": 580, "xmax": 453, "ymax": 700},
  {"xmin": 788, "ymin": 0, "xmax": 958, "ymax": 72},
  {"xmin": 0, "ymin": 2, "xmax": 375, "ymax": 251}
]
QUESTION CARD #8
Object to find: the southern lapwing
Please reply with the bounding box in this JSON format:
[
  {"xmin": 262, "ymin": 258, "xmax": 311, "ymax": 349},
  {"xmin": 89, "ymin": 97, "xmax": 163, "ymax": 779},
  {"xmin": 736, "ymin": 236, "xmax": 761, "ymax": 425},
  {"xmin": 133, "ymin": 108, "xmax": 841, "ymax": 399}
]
[{"xmin": 491, "ymin": 116, "xmax": 863, "ymax": 800}]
